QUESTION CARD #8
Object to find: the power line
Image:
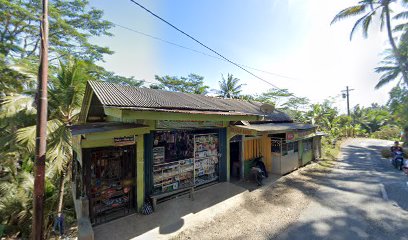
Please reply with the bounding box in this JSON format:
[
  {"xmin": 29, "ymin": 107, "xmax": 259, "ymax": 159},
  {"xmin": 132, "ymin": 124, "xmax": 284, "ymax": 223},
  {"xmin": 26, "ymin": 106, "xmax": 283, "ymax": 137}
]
[
  {"xmin": 113, "ymin": 22, "xmax": 297, "ymax": 81},
  {"xmin": 128, "ymin": 0, "xmax": 282, "ymax": 89}
]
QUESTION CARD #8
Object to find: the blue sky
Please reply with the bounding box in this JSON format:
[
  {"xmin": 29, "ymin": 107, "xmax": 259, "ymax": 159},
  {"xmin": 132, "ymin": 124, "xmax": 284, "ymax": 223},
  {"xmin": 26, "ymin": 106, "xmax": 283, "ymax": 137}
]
[{"xmin": 89, "ymin": 0, "xmax": 397, "ymax": 113}]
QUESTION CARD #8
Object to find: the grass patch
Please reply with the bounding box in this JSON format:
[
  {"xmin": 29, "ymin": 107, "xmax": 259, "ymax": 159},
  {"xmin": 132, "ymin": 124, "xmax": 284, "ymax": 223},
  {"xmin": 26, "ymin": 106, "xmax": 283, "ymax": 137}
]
[{"xmin": 314, "ymin": 140, "xmax": 343, "ymax": 170}]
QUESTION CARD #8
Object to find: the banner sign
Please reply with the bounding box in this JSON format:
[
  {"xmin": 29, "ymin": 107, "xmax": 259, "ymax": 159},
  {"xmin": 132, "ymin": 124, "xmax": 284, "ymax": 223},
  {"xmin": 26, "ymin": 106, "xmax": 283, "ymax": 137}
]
[
  {"xmin": 156, "ymin": 120, "xmax": 224, "ymax": 129},
  {"xmin": 114, "ymin": 136, "xmax": 135, "ymax": 146},
  {"xmin": 286, "ymin": 130, "xmax": 315, "ymax": 141},
  {"xmin": 230, "ymin": 126, "xmax": 258, "ymax": 136}
]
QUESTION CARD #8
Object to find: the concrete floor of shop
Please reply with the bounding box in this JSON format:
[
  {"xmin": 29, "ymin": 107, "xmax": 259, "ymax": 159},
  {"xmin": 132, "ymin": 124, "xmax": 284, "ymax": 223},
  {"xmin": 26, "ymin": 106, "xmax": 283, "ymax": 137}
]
[{"xmin": 93, "ymin": 175, "xmax": 282, "ymax": 240}]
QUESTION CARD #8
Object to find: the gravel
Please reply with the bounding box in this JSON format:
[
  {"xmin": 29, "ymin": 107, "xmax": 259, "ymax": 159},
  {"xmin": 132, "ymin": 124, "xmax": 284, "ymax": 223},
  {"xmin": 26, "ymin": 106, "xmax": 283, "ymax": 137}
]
[{"xmin": 171, "ymin": 154, "xmax": 337, "ymax": 240}]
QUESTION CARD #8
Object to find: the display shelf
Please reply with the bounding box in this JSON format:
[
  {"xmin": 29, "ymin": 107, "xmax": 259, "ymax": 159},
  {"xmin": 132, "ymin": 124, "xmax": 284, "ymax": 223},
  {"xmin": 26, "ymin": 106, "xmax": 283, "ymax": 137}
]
[
  {"xmin": 151, "ymin": 133, "xmax": 219, "ymax": 196},
  {"xmin": 152, "ymin": 157, "xmax": 195, "ymax": 194},
  {"xmin": 193, "ymin": 133, "xmax": 219, "ymax": 189}
]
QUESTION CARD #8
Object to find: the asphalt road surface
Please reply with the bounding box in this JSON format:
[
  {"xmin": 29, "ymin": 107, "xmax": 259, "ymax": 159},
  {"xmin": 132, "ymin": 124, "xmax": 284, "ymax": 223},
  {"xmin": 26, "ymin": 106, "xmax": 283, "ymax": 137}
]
[{"xmin": 276, "ymin": 139, "xmax": 408, "ymax": 240}]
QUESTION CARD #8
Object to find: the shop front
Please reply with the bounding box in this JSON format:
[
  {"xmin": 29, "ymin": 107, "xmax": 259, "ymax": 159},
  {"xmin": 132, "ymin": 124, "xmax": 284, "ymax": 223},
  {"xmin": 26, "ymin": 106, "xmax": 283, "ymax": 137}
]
[
  {"xmin": 229, "ymin": 122, "xmax": 317, "ymax": 176},
  {"xmin": 270, "ymin": 136, "xmax": 300, "ymax": 175},
  {"xmin": 144, "ymin": 121, "xmax": 228, "ymax": 200},
  {"xmin": 71, "ymin": 81, "xmax": 301, "ymax": 239},
  {"xmin": 84, "ymin": 144, "xmax": 136, "ymax": 225},
  {"xmin": 71, "ymin": 122, "xmax": 150, "ymax": 231}
]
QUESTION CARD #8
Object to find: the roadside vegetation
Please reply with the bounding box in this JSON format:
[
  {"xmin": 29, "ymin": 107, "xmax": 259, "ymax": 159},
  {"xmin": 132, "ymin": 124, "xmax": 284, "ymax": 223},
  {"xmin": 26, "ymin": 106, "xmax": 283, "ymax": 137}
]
[{"xmin": 1, "ymin": 0, "xmax": 408, "ymax": 238}]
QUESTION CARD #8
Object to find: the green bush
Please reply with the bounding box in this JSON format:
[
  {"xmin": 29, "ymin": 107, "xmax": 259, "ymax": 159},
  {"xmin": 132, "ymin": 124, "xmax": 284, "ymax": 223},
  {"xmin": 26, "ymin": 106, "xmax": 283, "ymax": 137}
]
[{"xmin": 371, "ymin": 125, "xmax": 402, "ymax": 141}]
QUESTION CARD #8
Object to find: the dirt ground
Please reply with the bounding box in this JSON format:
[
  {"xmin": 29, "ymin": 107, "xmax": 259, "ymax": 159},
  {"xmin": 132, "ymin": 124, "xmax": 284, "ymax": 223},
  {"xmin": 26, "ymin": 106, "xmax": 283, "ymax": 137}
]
[{"xmin": 171, "ymin": 152, "xmax": 338, "ymax": 240}]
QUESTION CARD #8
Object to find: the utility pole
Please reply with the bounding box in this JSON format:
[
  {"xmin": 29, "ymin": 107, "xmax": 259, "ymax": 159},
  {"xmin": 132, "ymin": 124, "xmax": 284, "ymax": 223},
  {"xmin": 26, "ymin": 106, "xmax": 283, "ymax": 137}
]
[
  {"xmin": 32, "ymin": 0, "xmax": 48, "ymax": 239},
  {"xmin": 341, "ymin": 86, "xmax": 354, "ymax": 116}
]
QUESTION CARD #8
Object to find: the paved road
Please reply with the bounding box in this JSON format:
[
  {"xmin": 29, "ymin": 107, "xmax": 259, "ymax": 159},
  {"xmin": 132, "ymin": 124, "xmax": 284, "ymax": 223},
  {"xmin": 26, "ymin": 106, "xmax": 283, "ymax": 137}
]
[{"xmin": 276, "ymin": 139, "xmax": 408, "ymax": 240}]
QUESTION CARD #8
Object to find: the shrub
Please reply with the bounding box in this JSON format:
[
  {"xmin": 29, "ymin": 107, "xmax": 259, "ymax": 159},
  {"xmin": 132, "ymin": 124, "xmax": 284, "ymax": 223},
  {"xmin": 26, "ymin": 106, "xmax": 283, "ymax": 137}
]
[{"xmin": 371, "ymin": 125, "xmax": 402, "ymax": 141}]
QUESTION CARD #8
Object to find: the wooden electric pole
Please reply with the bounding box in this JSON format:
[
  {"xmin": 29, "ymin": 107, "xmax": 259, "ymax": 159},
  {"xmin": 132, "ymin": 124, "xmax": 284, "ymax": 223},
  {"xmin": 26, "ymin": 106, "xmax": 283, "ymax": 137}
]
[
  {"xmin": 341, "ymin": 86, "xmax": 354, "ymax": 116},
  {"xmin": 32, "ymin": 0, "xmax": 49, "ymax": 239}
]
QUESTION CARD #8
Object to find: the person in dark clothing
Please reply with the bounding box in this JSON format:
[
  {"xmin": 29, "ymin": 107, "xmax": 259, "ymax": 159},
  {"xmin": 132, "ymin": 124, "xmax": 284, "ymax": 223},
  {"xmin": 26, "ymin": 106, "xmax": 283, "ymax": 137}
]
[
  {"xmin": 255, "ymin": 157, "xmax": 268, "ymax": 178},
  {"xmin": 53, "ymin": 212, "xmax": 64, "ymax": 236},
  {"xmin": 390, "ymin": 141, "xmax": 404, "ymax": 154}
]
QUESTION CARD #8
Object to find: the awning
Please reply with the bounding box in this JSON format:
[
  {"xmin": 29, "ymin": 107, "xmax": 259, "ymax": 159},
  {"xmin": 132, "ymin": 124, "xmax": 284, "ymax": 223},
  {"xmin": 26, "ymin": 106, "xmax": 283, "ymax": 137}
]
[
  {"xmin": 315, "ymin": 131, "xmax": 328, "ymax": 137},
  {"xmin": 70, "ymin": 122, "xmax": 148, "ymax": 136},
  {"xmin": 231, "ymin": 122, "xmax": 316, "ymax": 134}
]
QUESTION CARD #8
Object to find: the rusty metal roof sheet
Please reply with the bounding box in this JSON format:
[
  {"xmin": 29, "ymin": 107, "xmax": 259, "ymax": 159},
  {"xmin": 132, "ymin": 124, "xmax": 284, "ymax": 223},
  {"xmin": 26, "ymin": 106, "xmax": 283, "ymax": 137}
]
[
  {"xmin": 233, "ymin": 122, "xmax": 316, "ymax": 133},
  {"xmin": 87, "ymin": 81, "xmax": 292, "ymax": 121}
]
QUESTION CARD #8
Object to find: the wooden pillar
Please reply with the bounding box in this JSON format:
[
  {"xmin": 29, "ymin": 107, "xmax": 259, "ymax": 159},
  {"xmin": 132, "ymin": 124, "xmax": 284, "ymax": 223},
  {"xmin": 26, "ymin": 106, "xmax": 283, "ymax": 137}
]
[
  {"xmin": 240, "ymin": 135, "xmax": 245, "ymax": 179},
  {"xmin": 136, "ymin": 135, "xmax": 144, "ymax": 210},
  {"xmin": 261, "ymin": 133, "xmax": 272, "ymax": 172}
]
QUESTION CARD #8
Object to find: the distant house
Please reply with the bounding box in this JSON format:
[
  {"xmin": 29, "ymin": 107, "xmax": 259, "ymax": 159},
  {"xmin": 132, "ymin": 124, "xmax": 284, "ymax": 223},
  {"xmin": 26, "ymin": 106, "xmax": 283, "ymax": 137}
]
[{"xmin": 71, "ymin": 80, "xmax": 321, "ymax": 239}]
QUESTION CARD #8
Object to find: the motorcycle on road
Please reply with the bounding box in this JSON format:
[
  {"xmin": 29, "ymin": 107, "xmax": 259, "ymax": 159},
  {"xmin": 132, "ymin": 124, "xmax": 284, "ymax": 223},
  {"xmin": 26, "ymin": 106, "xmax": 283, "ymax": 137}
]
[{"xmin": 392, "ymin": 151, "xmax": 404, "ymax": 171}]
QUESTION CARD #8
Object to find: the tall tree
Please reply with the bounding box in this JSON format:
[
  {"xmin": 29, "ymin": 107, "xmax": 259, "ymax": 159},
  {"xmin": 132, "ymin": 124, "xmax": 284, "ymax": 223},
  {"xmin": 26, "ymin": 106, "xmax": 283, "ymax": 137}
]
[
  {"xmin": 331, "ymin": 0, "xmax": 408, "ymax": 83},
  {"xmin": 217, "ymin": 73, "xmax": 244, "ymax": 99},
  {"xmin": 0, "ymin": 0, "xmax": 113, "ymax": 61},
  {"xmin": 0, "ymin": 57, "xmax": 91, "ymax": 237},
  {"xmin": 155, "ymin": 73, "xmax": 209, "ymax": 94},
  {"xmin": 387, "ymin": 84, "xmax": 408, "ymax": 143},
  {"xmin": 375, "ymin": 31, "xmax": 408, "ymax": 88},
  {"xmin": 256, "ymin": 88, "xmax": 293, "ymax": 107}
]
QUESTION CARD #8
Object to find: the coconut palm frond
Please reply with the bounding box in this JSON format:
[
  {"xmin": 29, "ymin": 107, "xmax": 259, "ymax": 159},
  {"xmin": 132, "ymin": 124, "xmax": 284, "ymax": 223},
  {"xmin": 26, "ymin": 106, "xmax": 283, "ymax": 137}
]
[
  {"xmin": 14, "ymin": 119, "xmax": 64, "ymax": 154},
  {"xmin": 218, "ymin": 73, "xmax": 244, "ymax": 99},
  {"xmin": 331, "ymin": 5, "xmax": 368, "ymax": 25},
  {"xmin": 375, "ymin": 69, "xmax": 401, "ymax": 89},
  {"xmin": 393, "ymin": 23, "xmax": 407, "ymax": 32},
  {"xmin": 394, "ymin": 11, "xmax": 408, "ymax": 20},
  {"xmin": 375, "ymin": 65, "xmax": 399, "ymax": 72},
  {"xmin": 47, "ymin": 123, "xmax": 72, "ymax": 174},
  {"xmin": 15, "ymin": 124, "xmax": 36, "ymax": 153},
  {"xmin": 0, "ymin": 94, "xmax": 35, "ymax": 118},
  {"xmin": 349, "ymin": 11, "xmax": 373, "ymax": 40}
]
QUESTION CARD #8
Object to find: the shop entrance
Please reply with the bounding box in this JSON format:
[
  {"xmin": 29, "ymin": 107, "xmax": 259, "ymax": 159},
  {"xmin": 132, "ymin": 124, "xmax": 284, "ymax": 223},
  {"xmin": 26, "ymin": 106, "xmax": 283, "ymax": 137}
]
[
  {"xmin": 87, "ymin": 145, "xmax": 136, "ymax": 225},
  {"xmin": 230, "ymin": 140, "xmax": 241, "ymax": 179}
]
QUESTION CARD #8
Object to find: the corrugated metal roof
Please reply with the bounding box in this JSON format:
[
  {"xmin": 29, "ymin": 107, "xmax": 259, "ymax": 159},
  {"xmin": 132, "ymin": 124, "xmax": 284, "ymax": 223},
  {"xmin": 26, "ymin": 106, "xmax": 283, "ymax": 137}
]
[
  {"xmin": 87, "ymin": 81, "xmax": 292, "ymax": 121},
  {"xmin": 233, "ymin": 122, "xmax": 315, "ymax": 133}
]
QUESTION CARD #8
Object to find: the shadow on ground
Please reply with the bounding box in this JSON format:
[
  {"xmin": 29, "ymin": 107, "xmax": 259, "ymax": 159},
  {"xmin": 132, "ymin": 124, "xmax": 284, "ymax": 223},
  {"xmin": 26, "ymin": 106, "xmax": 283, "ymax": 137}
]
[{"xmin": 269, "ymin": 140, "xmax": 408, "ymax": 240}]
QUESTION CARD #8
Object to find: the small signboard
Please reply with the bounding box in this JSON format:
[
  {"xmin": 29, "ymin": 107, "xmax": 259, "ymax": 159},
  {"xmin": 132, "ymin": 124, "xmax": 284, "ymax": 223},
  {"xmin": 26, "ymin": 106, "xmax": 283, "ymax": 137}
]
[
  {"xmin": 114, "ymin": 136, "xmax": 135, "ymax": 146},
  {"xmin": 157, "ymin": 120, "xmax": 224, "ymax": 129}
]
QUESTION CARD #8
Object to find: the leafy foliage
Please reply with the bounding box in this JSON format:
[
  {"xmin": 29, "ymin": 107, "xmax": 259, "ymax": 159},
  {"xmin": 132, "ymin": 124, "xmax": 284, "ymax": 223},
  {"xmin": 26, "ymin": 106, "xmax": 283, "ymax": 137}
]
[
  {"xmin": 371, "ymin": 125, "xmax": 402, "ymax": 141},
  {"xmin": 0, "ymin": 0, "xmax": 113, "ymax": 61},
  {"xmin": 155, "ymin": 73, "xmax": 209, "ymax": 94},
  {"xmin": 0, "ymin": 57, "xmax": 89, "ymax": 237}
]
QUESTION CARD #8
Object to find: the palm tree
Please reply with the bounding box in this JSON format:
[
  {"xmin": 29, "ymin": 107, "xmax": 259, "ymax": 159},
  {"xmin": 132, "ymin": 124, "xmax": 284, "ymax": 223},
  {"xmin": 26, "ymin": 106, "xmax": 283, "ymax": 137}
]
[
  {"xmin": 0, "ymin": 57, "xmax": 88, "ymax": 237},
  {"xmin": 375, "ymin": 31, "xmax": 408, "ymax": 88},
  {"xmin": 217, "ymin": 73, "xmax": 244, "ymax": 98},
  {"xmin": 19, "ymin": 57, "xmax": 88, "ymax": 223},
  {"xmin": 331, "ymin": 0, "xmax": 408, "ymax": 83}
]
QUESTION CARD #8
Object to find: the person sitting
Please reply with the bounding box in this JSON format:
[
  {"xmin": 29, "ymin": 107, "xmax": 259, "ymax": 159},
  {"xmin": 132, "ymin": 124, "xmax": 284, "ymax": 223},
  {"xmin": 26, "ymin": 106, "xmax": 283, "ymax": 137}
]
[
  {"xmin": 391, "ymin": 141, "xmax": 404, "ymax": 159},
  {"xmin": 254, "ymin": 157, "xmax": 268, "ymax": 178},
  {"xmin": 251, "ymin": 157, "xmax": 268, "ymax": 186},
  {"xmin": 391, "ymin": 141, "xmax": 403, "ymax": 154}
]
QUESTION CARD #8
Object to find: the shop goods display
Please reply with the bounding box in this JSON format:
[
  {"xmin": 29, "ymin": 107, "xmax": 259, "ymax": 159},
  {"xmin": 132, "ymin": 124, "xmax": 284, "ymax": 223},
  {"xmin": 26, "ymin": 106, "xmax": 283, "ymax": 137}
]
[
  {"xmin": 152, "ymin": 133, "xmax": 220, "ymax": 195},
  {"xmin": 194, "ymin": 134, "xmax": 219, "ymax": 186},
  {"xmin": 89, "ymin": 148, "xmax": 134, "ymax": 223},
  {"xmin": 153, "ymin": 158, "xmax": 194, "ymax": 194}
]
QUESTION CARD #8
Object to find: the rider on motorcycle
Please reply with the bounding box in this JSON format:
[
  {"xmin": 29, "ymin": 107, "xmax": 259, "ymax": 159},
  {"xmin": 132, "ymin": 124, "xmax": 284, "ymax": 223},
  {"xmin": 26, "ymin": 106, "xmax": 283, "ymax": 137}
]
[
  {"xmin": 391, "ymin": 141, "xmax": 404, "ymax": 156},
  {"xmin": 391, "ymin": 141, "xmax": 404, "ymax": 170}
]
